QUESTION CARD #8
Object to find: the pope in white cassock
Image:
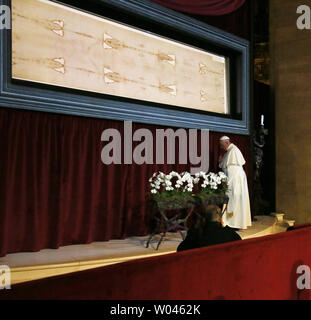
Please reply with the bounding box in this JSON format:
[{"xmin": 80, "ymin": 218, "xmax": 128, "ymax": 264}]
[{"xmin": 218, "ymin": 136, "xmax": 252, "ymax": 230}]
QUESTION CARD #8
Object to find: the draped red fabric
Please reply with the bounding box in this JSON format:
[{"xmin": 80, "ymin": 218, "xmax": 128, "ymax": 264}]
[
  {"xmin": 0, "ymin": 108, "xmax": 250, "ymax": 256},
  {"xmin": 151, "ymin": 0, "xmax": 246, "ymax": 16},
  {"xmin": 188, "ymin": 0, "xmax": 251, "ymax": 40}
]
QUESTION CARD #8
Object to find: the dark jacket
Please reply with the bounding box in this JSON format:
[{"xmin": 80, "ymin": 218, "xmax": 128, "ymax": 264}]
[{"xmin": 177, "ymin": 221, "xmax": 242, "ymax": 252}]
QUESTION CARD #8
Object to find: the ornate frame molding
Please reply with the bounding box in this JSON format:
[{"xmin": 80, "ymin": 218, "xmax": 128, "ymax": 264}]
[{"xmin": 0, "ymin": 0, "xmax": 250, "ymax": 134}]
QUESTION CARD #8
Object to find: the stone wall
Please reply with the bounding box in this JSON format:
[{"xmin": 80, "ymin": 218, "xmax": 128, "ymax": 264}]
[{"xmin": 271, "ymin": 0, "xmax": 311, "ymax": 223}]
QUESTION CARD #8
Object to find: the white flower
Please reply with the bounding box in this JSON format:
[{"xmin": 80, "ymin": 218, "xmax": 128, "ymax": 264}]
[
  {"xmin": 149, "ymin": 170, "xmax": 227, "ymax": 196},
  {"xmin": 218, "ymin": 171, "xmax": 227, "ymax": 180}
]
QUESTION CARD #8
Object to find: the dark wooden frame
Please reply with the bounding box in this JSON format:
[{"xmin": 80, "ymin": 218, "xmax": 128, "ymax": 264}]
[{"xmin": 0, "ymin": 0, "xmax": 250, "ymax": 134}]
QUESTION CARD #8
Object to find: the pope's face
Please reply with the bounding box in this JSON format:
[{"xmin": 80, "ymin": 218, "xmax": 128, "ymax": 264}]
[{"xmin": 219, "ymin": 140, "xmax": 228, "ymax": 150}]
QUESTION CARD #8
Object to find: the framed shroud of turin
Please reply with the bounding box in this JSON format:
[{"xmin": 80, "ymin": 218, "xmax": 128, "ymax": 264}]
[
  {"xmin": 0, "ymin": 0, "xmax": 250, "ymax": 134},
  {"xmin": 12, "ymin": 0, "xmax": 229, "ymax": 115}
]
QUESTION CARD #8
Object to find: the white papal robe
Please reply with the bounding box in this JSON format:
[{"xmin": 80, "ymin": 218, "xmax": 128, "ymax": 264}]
[{"xmin": 219, "ymin": 143, "xmax": 252, "ymax": 229}]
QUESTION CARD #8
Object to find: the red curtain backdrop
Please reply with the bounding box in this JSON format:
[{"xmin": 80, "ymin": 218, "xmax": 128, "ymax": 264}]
[
  {"xmin": 0, "ymin": 108, "xmax": 250, "ymax": 256},
  {"xmin": 189, "ymin": 0, "xmax": 251, "ymax": 40},
  {"xmin": 151, "ymin": 0, "xmax": 246, "ymax": 16}
]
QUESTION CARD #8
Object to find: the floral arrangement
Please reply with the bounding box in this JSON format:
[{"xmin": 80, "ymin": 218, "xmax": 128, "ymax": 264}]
[
  {"xmin": 193, "ymin": 171, "xmax": 228, "ymax": 196},
  {"xmin": 148, "ymin": 170, "xmax": 228, "ymax": 202}
]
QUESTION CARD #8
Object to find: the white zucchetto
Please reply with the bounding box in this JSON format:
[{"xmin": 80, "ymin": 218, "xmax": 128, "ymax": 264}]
[{"xmin": 220, "ymin": 136, "xmax": 230, "ymax": 141}]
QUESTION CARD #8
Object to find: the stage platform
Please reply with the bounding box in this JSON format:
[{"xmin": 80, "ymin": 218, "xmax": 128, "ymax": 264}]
[{"xmin": 0, "ymin": 214, "xmax": 294, "ymax": 285}]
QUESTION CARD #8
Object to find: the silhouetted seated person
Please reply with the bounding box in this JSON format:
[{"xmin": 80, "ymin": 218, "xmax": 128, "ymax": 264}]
[{"xmin": 177, "ymin": 205, "xmax": 242, "ymax": 252}]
